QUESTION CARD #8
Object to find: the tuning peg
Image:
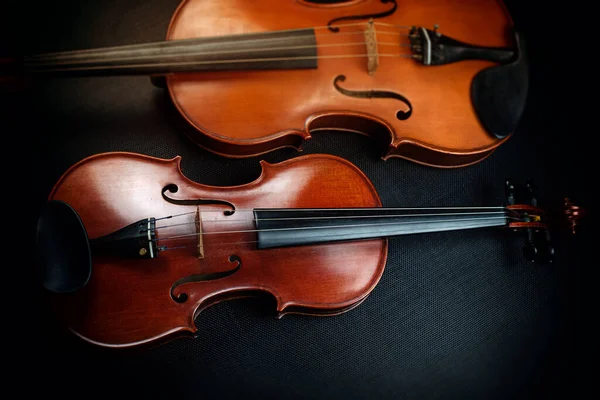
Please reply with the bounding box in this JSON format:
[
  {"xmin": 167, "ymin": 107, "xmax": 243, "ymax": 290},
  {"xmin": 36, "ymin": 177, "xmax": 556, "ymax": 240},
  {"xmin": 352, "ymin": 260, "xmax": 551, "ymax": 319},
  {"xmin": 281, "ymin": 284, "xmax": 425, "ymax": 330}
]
[
  {"xmin": 564, "ymin": 197, "xmax": 586, "ymax": 234},
  {"xmin": 523, "ymin": 229, "xmax": 554, "ymax": 263},
  {"xmin": 525, "ymin": 179, "xmax": 538, "ymax": 207},
  {"xmin": 545, "ymin": 230, "xmax": 555, "ymax": 261},
  {"xmin": 505, "ymin": 178, "xmax": 516, "ymax": 205},
  {"xmin": 523, "ymin": 247, "xmax": 539, "ymax": 262}
]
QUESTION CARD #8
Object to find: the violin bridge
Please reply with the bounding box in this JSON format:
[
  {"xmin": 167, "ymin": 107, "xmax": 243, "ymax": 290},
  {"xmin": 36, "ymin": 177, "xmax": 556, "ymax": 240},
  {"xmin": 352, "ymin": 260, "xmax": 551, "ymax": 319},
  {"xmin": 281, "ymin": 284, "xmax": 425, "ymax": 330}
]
[
  {"xmin": 196, "ymin": 207, "xmax": 204, "ymax": 259},
  {"xmin": 364, "ymin": 19, "xmax": 379, "ymax": 76}
]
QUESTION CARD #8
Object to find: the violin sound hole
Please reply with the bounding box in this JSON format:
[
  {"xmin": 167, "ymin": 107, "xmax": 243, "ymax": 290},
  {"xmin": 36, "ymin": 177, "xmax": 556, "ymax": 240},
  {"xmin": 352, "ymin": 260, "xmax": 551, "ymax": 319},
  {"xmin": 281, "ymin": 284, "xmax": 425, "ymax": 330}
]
[
  {"xmin": 396, "ymin": 110, "xmax": 410, "ymax": 121},
  {"xmin": 326, "ymin": 0, "xmax": 398, "ymax": 32},
  {"xmin": 170, "ymin": 254, "xmax": 242, "ymax": 303},
  {"xmin": 173, "ymin": 292, "xmax": 189, "ymax": 304},
  {"xmin": 333, "ymin": 75, "xmax": 413, "ymax": 121},
  {"xmin": 161, "ymin": 184, "xmax": 236, "ymax": 215}
]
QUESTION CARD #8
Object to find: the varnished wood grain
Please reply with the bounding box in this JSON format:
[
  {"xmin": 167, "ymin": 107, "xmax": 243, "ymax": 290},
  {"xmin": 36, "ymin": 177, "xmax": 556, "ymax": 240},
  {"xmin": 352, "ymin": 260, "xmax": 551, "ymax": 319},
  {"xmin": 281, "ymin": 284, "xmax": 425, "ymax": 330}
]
[
  {"xmin": 166, "ymin": 0, "xmax": 513, "ymax": 166},
  {"xmin": 49, "ymin": 153, "xmax": 387, "ymax": 348}
]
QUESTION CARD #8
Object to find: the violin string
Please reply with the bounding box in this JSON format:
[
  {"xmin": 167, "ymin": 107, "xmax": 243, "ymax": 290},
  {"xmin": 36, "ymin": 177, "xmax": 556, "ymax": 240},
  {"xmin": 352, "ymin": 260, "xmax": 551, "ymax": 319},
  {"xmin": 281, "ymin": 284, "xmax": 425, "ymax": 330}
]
[
  {"xmin": 152, "ymin": 210, "xmax": 510, "ymax": 230},
  {"xmin": 157, "ymin": 214, "xmax": 528, "ymax": 252},
  {"xmin": 28, "ymin": 29, "xmax": 409, "ymax": 59},
  {"xmin": 156, "ymin": 213, "xmax": 521, "ymax": 252},
  {"xmin": 26, "ymin": 22, "xmax": 412, "ymax": 58},
  {"xmin": 155, "ymin": 236, "xmax": 360, "ymax": 252},
  {"xmin": 153, "ymin": 215, "xmax": 515, "ymax": 242},
  {"xmin": 154, "ymin": 206, "xmax": 506, "ymax": 214},
  {"xmin": 149, "ymin": 207, "xmax": 513, "ymax": 228},
  {"xmin": 154, "ymin": 211, "xmax": 197, "ymax": 221},
  {"xmin": 26, "ymin": 32, "xmax": 409, "ymax": 65},
  {"xmin": 25, "ymin": 53, "xmax": 416, "ymax": 73},
  {"xmin": 231, "ymin": 206, "xmax": 506, "ymax": 211},
  {"xmin": 25, "ymin": 41, "xmax": 411, "ymax": 67},
  {"xmin": 158, "ymin": 245, "xmax": 192, "ymax": 251},
  {"xmin": 374, "ymin": 22, "xmax": 414, "ymax": 29},
  {"xmin": 156, "ymin": 216, "xmax": 521, "ymax": 252},
  {"xmin": 25, "ymin": 27, "xmax": 413, "ymax": 71},
  {"xmin": 158, "ymin": 223, "xmax": 506, "ymax": 252}
]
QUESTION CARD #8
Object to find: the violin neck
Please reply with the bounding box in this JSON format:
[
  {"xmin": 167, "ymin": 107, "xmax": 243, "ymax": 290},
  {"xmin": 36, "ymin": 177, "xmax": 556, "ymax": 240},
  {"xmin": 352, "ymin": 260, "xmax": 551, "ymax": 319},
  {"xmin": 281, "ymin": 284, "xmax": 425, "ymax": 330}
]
[
  {"xmin": 21, "ymin": 29, "xmax": 318, "ymax": 76},
  {"xmin": 254, "ymin": 207, "xmax": 508, "ymax": 249}
]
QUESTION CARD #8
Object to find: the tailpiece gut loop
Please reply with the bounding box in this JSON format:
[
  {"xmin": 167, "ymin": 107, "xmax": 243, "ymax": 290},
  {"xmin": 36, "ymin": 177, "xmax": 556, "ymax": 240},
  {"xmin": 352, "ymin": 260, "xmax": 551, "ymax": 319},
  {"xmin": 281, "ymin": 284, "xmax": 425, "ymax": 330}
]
[{"xmin": 161, "ymin": 184, "xmax": 236, "ymax": 215}]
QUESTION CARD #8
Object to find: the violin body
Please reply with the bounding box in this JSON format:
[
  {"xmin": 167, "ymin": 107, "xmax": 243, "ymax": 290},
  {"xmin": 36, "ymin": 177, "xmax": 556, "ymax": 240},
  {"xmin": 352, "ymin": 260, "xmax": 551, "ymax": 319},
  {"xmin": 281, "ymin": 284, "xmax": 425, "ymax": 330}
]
[
  {"xmin": 165, "ymin": 0, "xmax": 515, "ymax": 166},
  {"xmin": 48, "ymin": 153, "xmax": 386, "ymax": 348}
]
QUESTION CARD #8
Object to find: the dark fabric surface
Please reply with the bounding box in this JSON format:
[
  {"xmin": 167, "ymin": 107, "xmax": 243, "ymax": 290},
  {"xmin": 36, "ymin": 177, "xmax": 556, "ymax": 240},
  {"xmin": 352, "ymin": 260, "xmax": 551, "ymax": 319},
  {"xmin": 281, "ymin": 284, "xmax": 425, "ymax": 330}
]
[{"xmin": 3, "ymin": 0, "xmax": 589, "ymax": 398}]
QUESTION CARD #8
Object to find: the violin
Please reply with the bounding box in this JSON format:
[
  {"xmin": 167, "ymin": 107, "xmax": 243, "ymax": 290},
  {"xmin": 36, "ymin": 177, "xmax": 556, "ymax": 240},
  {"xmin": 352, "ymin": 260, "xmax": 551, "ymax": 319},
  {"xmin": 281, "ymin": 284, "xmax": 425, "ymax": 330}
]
[
  {"xmin": 37, "ymin": 152, "xmax": 553, "ymax": 348},
  {"xmin": 10, "ymin": 0, "xmax": 528, "ymax": 168}
]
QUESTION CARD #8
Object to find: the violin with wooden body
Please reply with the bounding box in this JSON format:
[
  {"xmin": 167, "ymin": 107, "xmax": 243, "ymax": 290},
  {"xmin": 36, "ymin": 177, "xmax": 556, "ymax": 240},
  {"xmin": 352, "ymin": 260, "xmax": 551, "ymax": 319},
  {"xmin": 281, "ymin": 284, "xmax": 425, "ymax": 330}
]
[
  {"xmin": 37, "ymin": 152, "xmax": 553, "ymax": 348},
  {"xmin": 9, "ymin": 0, "xmax": 528, "ymax": 168}
]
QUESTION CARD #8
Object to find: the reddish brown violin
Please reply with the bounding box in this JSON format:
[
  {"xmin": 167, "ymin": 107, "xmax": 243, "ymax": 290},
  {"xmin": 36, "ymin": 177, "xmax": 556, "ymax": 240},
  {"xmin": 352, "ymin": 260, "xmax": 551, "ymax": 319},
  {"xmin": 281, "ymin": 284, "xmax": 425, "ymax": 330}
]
[
  {"xmin": 14, "ymin": 0, "xmax": 527, "ymax": 167},
  {"xmin": 37, "ymin": 153, "xmax": 551, "ymax": 348}
]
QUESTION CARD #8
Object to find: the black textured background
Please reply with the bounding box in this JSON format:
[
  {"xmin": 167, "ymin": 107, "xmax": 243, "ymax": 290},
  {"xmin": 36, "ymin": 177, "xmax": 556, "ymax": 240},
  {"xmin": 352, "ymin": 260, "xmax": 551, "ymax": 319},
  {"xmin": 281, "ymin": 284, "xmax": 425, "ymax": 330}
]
[{"xmin": 2, "ymin": 0, "xmax": 589, "ymax": 398}]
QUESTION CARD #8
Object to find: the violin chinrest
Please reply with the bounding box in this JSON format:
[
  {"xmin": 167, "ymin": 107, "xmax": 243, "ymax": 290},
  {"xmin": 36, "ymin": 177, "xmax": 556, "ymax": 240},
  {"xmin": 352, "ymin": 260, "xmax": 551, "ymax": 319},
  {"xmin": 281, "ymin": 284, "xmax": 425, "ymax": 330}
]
[
  {"xmin": 36, "ymin": 200, "xmax": 92, "ymax": 293},
  {"xmin": 471, "ymin": 31, "xmax": 529, "ymax": 139}
]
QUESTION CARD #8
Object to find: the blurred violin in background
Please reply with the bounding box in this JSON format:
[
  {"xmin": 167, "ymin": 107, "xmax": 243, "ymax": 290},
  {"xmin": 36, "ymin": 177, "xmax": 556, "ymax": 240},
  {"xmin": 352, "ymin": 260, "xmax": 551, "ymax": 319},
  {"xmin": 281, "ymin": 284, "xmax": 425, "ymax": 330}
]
[{"xmin": 5, "ymin": 0, "xmax": 528, "ymax": 168}]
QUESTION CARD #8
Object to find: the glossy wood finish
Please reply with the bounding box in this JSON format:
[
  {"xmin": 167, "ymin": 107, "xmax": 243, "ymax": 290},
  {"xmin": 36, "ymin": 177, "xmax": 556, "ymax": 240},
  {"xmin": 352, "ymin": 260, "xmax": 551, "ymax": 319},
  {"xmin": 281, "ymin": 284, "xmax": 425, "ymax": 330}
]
[
  {"xmin": 48, "ymin": 153, "xmax": 387, "ymax": 348},
  {"xmin": 166, "ymin": 0, "xmax": 514, "ymax": 167}
]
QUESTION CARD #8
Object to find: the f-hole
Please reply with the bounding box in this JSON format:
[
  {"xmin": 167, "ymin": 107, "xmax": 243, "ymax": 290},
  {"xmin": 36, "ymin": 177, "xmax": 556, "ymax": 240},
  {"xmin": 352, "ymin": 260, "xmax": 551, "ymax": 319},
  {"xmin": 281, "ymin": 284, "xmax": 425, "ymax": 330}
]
[
  {"xmin": 333, "ymin": 75, "xmax": 412, "ymax": 120},
  {"xmin": 170, "ymin": 255, "xmax": 242, "ymax": 303},
  {"xmin": 327, "ymin": 0, "xmax": 398, "ymax": 32},
  {"xmin": 162, "ymin": 184, "xmax": 236, "ymax": 216}
]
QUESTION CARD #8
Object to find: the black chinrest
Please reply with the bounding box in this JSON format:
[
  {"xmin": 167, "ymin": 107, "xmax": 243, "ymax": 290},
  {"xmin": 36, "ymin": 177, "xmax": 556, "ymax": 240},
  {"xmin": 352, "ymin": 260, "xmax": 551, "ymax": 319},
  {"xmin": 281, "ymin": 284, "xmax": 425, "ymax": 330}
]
[
  {"xmin": 471, "ymin": 31, "xmax": 529, "ymax": 139},
  {"xmin": 36, "ymin": 200, "xmax": 92, "ymax": 293}
]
